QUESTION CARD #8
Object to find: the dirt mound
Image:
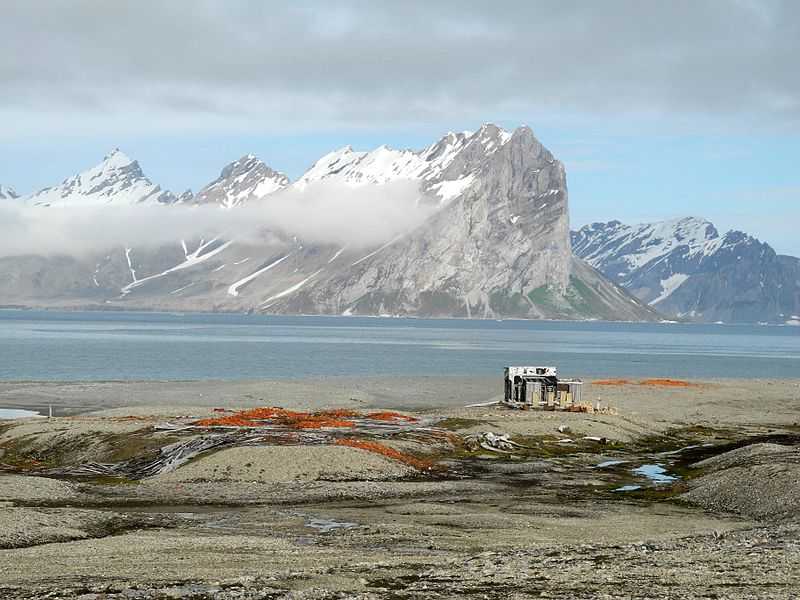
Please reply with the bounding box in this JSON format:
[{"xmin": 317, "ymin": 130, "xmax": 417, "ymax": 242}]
[
  {"xmin": 692, "ymin": 443, "xmax": 796, "ymax": 471},
  {"xmin": 152, "ymin": 445, "xmax": 414, "ymax": 484},
  {"xmin": 682, "ymin": 443, "xmax": 800, "ymax": 521}
]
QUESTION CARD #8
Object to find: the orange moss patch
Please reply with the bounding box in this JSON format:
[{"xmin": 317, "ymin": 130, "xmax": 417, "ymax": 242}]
[
  {"xmin": 365, "ymin": 411, "xmax": 418, "ymax": 422},
  {"xmin": 639, "ymin": 378, "xmax": 701, "ymax": 388},
  {"xmin": 592, "ymin": 378, "xmax": 702, "ymax": 388},
  {"xmin": 592, "ymin": 379, "xmax": 631, "ymax": 386},
  {"xmin": 194, "ymin": 407, "xmax": 355, "ymax": 429},
  {"xmin": 193, "ymin": 407, "xmax": 425, "ymax": 429},
  {"xmin": 334, "ymin": 438, "xmax": 435, "ymax": 471}
]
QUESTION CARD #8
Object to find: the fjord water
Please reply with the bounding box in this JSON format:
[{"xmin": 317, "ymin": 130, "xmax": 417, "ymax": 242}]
[{"xmin": 0, "ymin": 310, "xmax": 798, "ymax": 381}]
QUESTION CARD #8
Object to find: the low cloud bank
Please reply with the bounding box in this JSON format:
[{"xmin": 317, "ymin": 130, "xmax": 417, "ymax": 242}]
[{"xmin": 0, "ymin": 179, "xmax": 433, "ymax": 258}]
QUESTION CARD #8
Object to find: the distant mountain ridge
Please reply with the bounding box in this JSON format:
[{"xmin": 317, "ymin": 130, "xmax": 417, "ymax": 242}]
[
  {"xmin": 572, "ymin": 218, "xmax": 800, "ymax": 324},
  {"xmin": 0, "ymin": 125, "xmax": 657, "ymax": 321},
  {"xmin": 191, "ymin": 154, "xmax": 289, "ymax": 209}
]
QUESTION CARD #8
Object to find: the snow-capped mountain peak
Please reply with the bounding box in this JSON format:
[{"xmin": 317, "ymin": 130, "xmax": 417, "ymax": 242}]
[
  {"xmin": 192, "ymin": 154, "xmax": 290, "ymax": 209},
  {"xmin": 176, "ymin": 189, "xmax": 194, "ymax": 204},
  {"xmin": 0, "ymin": 184, "xmax": 19, "ymax": 200},
  {"xmin": 25, "ymin": 150, "xmax": 178, "ymax": 207},
  {"xmin": 101, "ymin": 148, "xmax": 135, "ymax": 169},
  {"xmin": 294, "ymin": 123, "xmax": 517, "ymax": 204}
]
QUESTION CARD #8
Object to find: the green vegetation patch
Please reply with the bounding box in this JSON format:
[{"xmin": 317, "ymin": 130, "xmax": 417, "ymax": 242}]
[
  {"xmin": 565, "ymin": 275, "xmax": 609, "ymax": 318},
  {"xmin": 489, "ymin": 290, "xmax": 531, "ymax": 317},
  {"xmin": 105, "ymin": 431, "xmax": 180, "ymax": 463},
  {"xmin": 527, "ymin": 285, "xmax": 560, "ymax": 313},
  {"xmin": 435, "ymin": 417, "xmax": 490, "ymax": 431},
  {"xmin": 418, "ymin": 290, "xmax": 465, "ymax": 316}
]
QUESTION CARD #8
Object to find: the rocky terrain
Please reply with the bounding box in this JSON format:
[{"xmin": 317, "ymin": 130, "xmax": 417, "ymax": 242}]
[
  {"xmin": 0, "ymin": 125, "xmax": 656, "ymax": 321},
  {"xmin": 1, "ymin": 377, "xmax": 799, "ymax": 598},
  {"xmin": 572, "ymin": 217, "xmax": 800, "ymax": 323}
]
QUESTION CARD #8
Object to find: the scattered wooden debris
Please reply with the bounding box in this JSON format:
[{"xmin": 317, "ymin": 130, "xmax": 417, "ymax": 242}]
[{"xmin": 465, "ymin": 432, "xmax": 530, "ymax": 454}]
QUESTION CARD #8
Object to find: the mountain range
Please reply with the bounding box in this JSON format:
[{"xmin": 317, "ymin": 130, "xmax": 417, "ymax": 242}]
[
  {"xmin": 572, "ymin": 218, "xmax": 800, "ymax": 324},
  {"xmin": 6, "ymin": 125, "xmax": 796, "ymax": 324},
  {"xmin": 0, "ymin": 125, "xmax": 656, "ymax": 321}
]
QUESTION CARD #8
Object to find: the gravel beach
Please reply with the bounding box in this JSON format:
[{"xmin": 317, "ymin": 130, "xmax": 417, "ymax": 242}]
[{"xmin": 1, "ymin": 377, "xmax": 800, "ymax": 598}]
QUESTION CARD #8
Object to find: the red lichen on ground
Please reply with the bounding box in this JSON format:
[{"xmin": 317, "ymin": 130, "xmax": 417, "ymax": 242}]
[
  {"xmin": 592, "ymin": 379, "xmax": 632, "ymax": 386},
  {"xmin": 365, "ymin": 411, "xmax": 418, "ymax": 422},
  {"xmin": 193, "ymin": 407, "xmax": 425, "ymax": 429},
  {"xmin": 334, "ymin": 438, "xmax": 435, "ymax": 471},
  {"xmin": 638, "ymin": 378, "xmax": 701, "ymax": 388},
  {"xmin": 194, "ymin": 407, "xmax": 355, "ymax": 429},
  {"xmin": 592, "ymin": 378, "xmax": 701, "ymax": 388}
]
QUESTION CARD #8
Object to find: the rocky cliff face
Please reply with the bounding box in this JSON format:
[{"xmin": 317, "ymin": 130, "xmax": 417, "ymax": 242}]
[
  {"xmin": 0, "ymin": 126, "xmax": 657, "ymax": 321},
  {"xmin": 572, "ymin": 218, "xmax": 800, "ymax": 323},
  {"xmin": 266, "ymin": 125, "xmax": 652, "ymax": 320}
]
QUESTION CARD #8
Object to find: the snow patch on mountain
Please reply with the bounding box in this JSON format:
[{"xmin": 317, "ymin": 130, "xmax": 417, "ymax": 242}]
[
  {"xmin": 227, "ymin": 253, "xmax": 292, "ymax": 297},
  {"xmin": 652, "ymin": 273, "xmax": 690, "ymax": 305},
  {"xmin": 0, "ymin": 185, "xmax": 19, "ymax": 200},
  {"xmin": 260, "ymin": 268, "xmax": 324, "ymax": 307},
  {"xmin": 430, "ymin": 174, "xmax": 476, "ymax": 203},
  {"xmin": 121, "ymin": 238, "xmax": 233, "ymax": 295}
]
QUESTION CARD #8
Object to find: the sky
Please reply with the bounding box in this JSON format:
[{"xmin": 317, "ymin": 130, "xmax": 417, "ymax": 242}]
[{"xmin": 2, "ymin": 0, "xmax": 799, "ymax": 254}]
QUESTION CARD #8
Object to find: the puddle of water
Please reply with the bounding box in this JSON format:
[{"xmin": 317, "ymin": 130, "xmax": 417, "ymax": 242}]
[
  {"xmin": 0, "ymin": 408, "xmax": 43, "ymax": 420},
  {"xmin": 595, "ymin": 460, "xmax": 627, "ymax": 469},
  {"xmin": 612, "ymin": 485, "xmax": 642, "ymax": 492},
  {"xmin": 632, "ymin": 463, "xmax": 677, "ymax": 484},
  {"xmin": 306, "ymin": 518, "xmax": 358, "ymax": 533}
]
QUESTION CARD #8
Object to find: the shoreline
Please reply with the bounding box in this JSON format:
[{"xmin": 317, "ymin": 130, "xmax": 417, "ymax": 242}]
[
  {"xmin": 5, "ymin": 304, "xmax": 800, "ymax": 326},
  {"xmin": 1, "ymin": 375, "xmax": 799, "ymax": 415}
]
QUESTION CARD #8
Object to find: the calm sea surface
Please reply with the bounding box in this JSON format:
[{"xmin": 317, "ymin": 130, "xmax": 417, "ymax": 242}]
[{"xmin": 0, "ymin": 310, "xmax": 798, "ymax": 380}]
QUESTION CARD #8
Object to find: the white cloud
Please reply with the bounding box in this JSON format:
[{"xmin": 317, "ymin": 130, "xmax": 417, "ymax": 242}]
[
  {"xmin": 0, "ymin": 179, "xmax": 434, "ymax": 258},
  {"xmin": 1, "ymin": 0, "xmax": 799, "ymax": 139}
]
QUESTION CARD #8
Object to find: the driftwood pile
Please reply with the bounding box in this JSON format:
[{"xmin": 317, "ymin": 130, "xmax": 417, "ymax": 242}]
[{"xmin": 465, "ymin": 432, "xmax": 531, "ymax": 454}]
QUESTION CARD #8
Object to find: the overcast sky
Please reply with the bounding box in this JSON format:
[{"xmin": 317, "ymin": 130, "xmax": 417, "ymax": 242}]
[{"xmin": 2, "ymin": 0, "xmax": 799, "ymax": 253}]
